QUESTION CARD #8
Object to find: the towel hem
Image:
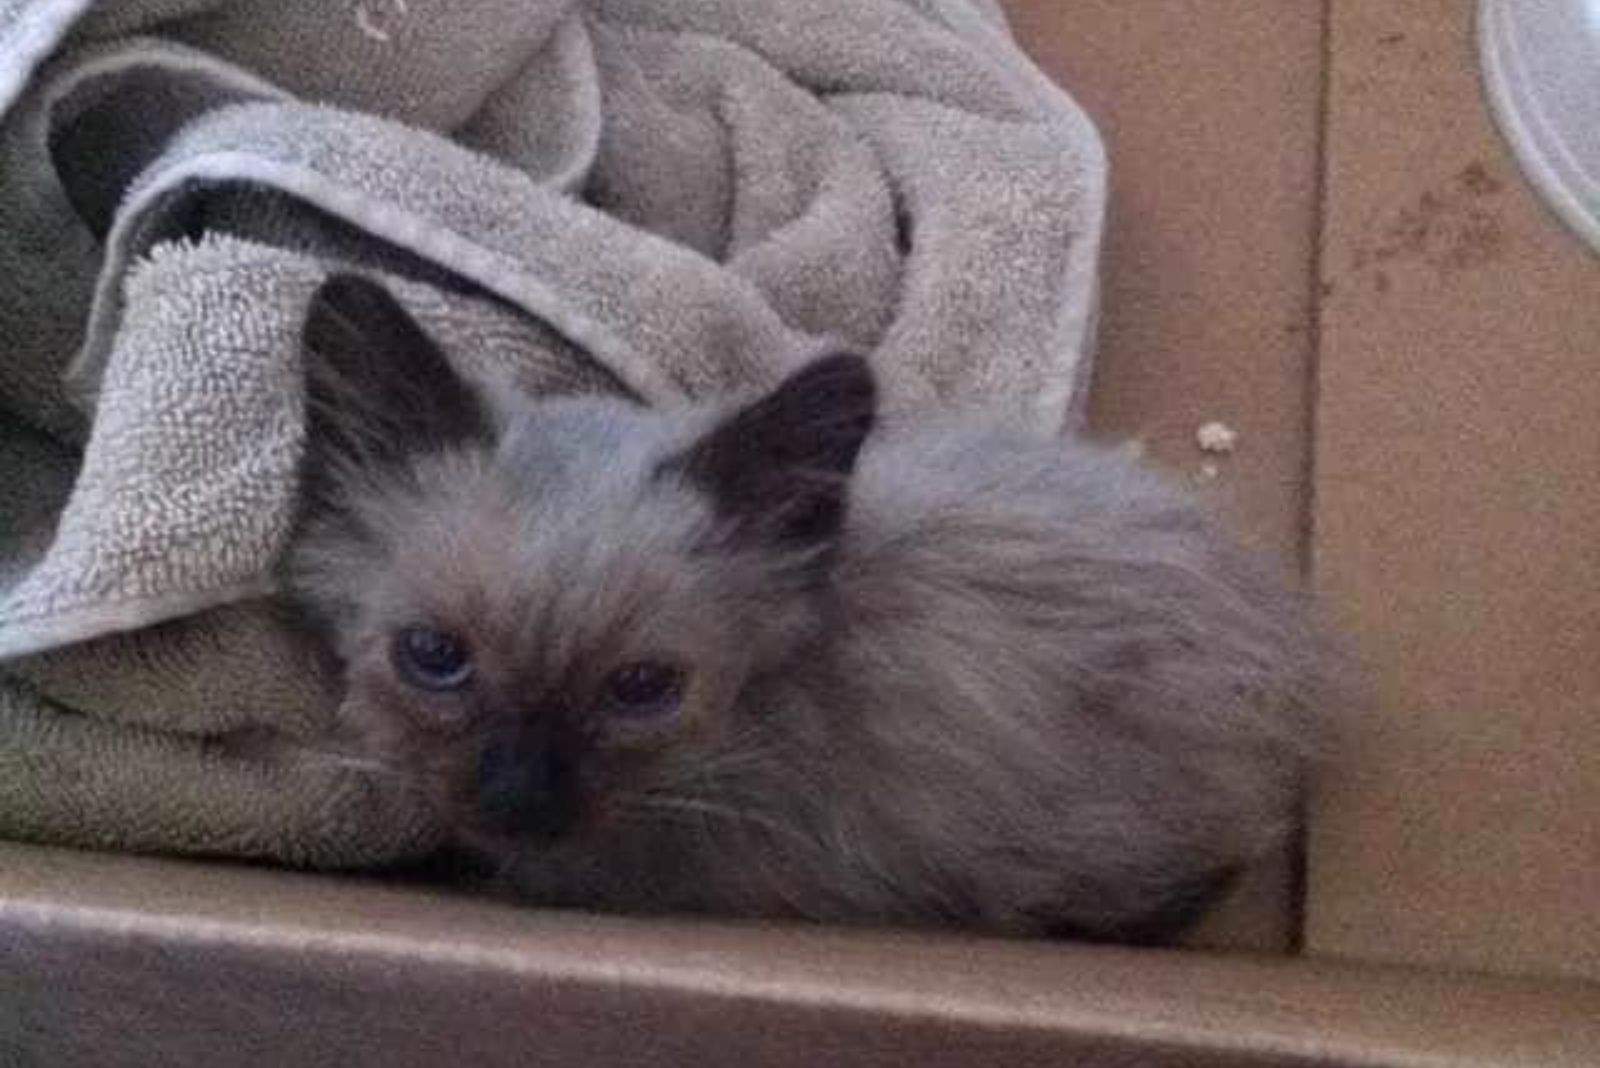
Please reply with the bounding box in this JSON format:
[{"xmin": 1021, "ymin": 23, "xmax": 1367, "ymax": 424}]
[
  {"xmin": 0, "ymin": 0, "xmax": 95, "ymax": 118},
  {"xmin": 0, "ymin": 577, "xmax": 278, "ymax": 660},
  {"xmin": 73, "ymin": 149, "xmax": 695, "ymax": 409}
]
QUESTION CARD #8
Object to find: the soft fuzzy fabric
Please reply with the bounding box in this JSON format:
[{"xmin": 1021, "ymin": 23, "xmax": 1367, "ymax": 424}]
[{"xmin": 0, "ymin": 0, "xmax": 1105, "ymax": 867}]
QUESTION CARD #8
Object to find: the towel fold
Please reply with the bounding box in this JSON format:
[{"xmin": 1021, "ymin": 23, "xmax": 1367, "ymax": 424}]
[{"xmin": 0, "ymin": 0, "xmax": 1105, "ymax": 868}]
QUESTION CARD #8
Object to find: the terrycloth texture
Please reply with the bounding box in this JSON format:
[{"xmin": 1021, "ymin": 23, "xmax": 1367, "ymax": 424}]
[{"xmin": 0, "ymin": 0, "xmax": 1105, "ymax": 867}]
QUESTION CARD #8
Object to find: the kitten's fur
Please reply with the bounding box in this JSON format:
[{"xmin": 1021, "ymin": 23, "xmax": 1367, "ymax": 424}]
[{"xmin": 289, "ymin": 274, "xmax": 1326, "ymax": 944}]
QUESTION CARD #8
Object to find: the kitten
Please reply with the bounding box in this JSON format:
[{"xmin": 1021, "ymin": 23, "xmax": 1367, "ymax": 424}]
[{"xmin": 288, "ymin": 273, "xmax": 1327, "ymax": 944}]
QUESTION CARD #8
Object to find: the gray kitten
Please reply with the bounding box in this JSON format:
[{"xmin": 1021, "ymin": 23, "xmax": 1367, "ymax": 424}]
[{"xmin": 289, "ymin": 274, "xmax": 1326, "ymax": 944}]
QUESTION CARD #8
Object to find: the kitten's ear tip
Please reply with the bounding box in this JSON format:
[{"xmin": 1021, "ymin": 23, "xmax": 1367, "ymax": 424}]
[
  {"xmin": 305, "ymin": 273, "xmax": 402, "ymax": 335},
  {"xmin": 314, "ymin": 271, "xmax": 393, "ymax": 302},
  {"xmin": 809, "ymin": 350, "xmax": 872, "ymax": 375},
  {"xmin": 312, "ymin": 271, "xmax": 371, "ymax": 300},
  {"xmin": 789, "ymin": 351, "xmax": 879, "ymax": 424},
  {"xmin": 802, "ymin": 351, "xmax": 875, "ymax": 390}
]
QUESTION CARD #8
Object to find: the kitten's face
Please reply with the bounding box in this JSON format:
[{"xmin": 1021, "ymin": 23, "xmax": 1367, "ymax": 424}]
[
  {"xmin": 291, "ymin": 275, "xmax": 872, "ymax": 856},
  {"xmin": 309, "ymin": 418, "xmax": 819, "ymax": 853}
]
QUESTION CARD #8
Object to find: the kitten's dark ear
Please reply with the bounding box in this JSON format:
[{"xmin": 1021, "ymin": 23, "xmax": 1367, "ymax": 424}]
[
  {"xmin": 670, "ymin": 353, "xmax": 877, "ymax": 548},
  {"xmin": 301, "ymin": 273, "xmax": 493, "ymax": 472}
]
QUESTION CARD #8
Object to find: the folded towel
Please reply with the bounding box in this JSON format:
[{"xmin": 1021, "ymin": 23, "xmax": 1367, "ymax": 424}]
[{"xmin": 0, "ymin": 0, "xmax": 1106, "ymax": 868}]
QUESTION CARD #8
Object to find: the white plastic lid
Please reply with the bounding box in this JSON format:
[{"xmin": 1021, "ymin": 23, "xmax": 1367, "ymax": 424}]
[{"xmin": 1479, "ymin": 0, "xmax": 1600, "ymax": 255}]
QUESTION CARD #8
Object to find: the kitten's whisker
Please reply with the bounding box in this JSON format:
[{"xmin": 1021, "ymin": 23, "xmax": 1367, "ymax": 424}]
[
  {"xmin": 489, "ymin": 844, "xmax": 528, "ymax": 886},
  {"xmin": 616, "ymin": 792, "xmax": 807, "ymax": 849},
  {"xmin": 250, "ymin": 743, "xmax": 408, "ymax": 780},
  {"xmin": 314, "ymin": 754, "xmax": 401, "ymax": 774}
]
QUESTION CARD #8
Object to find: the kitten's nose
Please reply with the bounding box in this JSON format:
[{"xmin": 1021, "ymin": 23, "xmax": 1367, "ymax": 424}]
[{"xmin": 475, "ymin": 731, "xmax": 581, "ymax": 843}]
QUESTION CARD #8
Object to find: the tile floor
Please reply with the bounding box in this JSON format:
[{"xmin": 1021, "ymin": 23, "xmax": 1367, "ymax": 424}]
[{"xmin": 1004, "ymin": 0, "xmax": 1600, "ymax": 981}]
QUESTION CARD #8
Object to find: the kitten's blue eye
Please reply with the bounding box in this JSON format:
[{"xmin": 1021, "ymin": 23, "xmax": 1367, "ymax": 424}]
[
  {"xmin": 392, "ymin": 626, "xmax": 474, "ymax": 691},
  {"xmin": 603, "ymin": 661, "xmax": 685, "ymax": 719}
]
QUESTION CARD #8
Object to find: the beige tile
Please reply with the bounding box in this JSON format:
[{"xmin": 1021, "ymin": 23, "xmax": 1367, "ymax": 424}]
[
  {"xmin": 1311, "ymin": 0, "xmax": 1600, "ymax": 982},
  {"xmin": 1002, "ymin": 1, "xmax": 1326, "ymax": 951},
  {"xmin": 1003, "ymin": 1, "xmax": 1324, "ymax": 559}
]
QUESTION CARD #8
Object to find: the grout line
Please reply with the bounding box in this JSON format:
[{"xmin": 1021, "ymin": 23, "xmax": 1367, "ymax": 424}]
[
  {"xmin": 1303, "ymin": 0, "xmax": 1335, "ymax": 593},
  {"xmin": 1290, "ymin": 0, "xmax": 1338, "ymax": 961}
]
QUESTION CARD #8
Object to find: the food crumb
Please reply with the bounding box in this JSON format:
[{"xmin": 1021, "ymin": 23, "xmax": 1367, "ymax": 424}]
[
  {"xmin": 1196, "ymin": 421, "xmax": 1239, "ymax": 454},
  {"xmin": 354, "ymin": 5, "xmax": 391, "ymax": 41},
  {"xmin": 354, "ymin": 0, "xmax": 407, "ymax": 42},
  {"xmin": 1197, "ymin": 462, "xmax": 1220, "ymax": 481}
]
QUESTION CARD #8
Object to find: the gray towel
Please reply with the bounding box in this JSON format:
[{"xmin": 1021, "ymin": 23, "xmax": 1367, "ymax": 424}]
[{"xmin": 0, "ymin": 0, "xmax": 1105, "ymax": 868}]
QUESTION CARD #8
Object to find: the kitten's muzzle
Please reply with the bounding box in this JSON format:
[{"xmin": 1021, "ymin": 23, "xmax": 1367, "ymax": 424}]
[{"xmin": 474, "ymin": 719, "xmax": 583, "ymax": 843}]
